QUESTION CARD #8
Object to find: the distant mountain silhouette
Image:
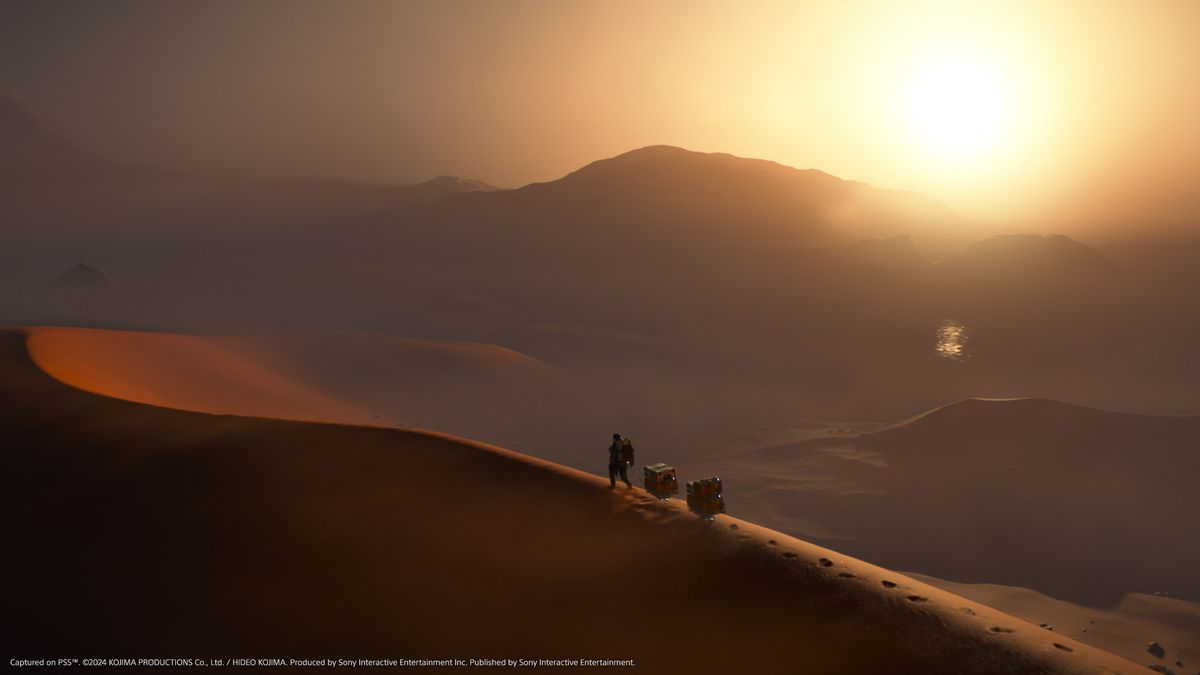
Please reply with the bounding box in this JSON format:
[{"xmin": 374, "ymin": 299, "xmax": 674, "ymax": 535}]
[
  {"xmin": 402, "ymin": 175, "xmax": 503, "ymax": 203},
  {"xmin": 50, "ymin": 263, "xmax": 112, "ymax": 292},
  {"xmin": 934, "ymin": 234, "xmax": 1117, "ymax": 278},
  {"xmin": 844, "ymin": 234, "xmax": 928, "ymax": 270},
  {"xmin": 0, "ymin": 81, "xmax": 109, "ymax": 181},
  {"xmin": 446, "ymin": 145, "xmax": 973, "ymax": 254},
  {"xmin": 929, "ymin": 234, "xmax": 1119, "ymax": 308}
]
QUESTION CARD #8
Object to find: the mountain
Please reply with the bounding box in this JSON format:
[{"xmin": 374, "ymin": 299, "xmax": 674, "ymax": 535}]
[
  {"xmin": 0, "ymin": 81, "xmax": 109, "ymax": 181},
  {"xmin": 402, "ymin": 175, "xmax": 502, "ymax": 203},
  {"xmin": 445, "ymin": 145, "xmax": 974, "ymax": 255},
  {"xmin": 0, "ymin": 81, "xmax": 507, "ymax": 246},
  {"xmin": 926, "ymin": 234, "xmax": 1125, "ymax": 340},
  {"xmin": 49, "ymin": 263, "xmax": 112, "ymax": 292},
  {"xmin": 932, "ymin": 234, "xmax": 1119, "ymax": 286}
]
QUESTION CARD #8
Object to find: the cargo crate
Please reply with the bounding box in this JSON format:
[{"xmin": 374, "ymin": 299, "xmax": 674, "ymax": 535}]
[
  {"xmin": 686, "ymin": 476, "xmax": 722, "ymax": 499},
  {"xmin": 643, "ymin": 463, "xmax": 678, "ymax": 499}
]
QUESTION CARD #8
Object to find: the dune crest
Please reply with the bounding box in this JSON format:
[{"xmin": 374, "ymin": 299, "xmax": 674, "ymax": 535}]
[
  {"xmin": 25, "ymin": 326, "xmax": 371, "ymax": 424},
  {"xmin": 24, "ymin": 327, "xmax": 557, "ymax": 429}
]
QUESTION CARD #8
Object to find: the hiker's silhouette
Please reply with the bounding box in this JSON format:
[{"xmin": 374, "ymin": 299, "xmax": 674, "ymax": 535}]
[{"xmin": 607, "ymin": 433, "xmax": 633, "ymax": 488}]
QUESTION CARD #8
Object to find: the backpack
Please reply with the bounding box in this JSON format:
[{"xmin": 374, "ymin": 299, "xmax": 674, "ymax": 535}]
[{"xmin": 620, "ymin": 438, "xmax": 635, "ymax": 465}]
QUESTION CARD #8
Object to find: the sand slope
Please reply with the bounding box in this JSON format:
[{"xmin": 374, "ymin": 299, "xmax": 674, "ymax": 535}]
[
  {"xmin": 911, "ymin": 574, "xmax": 1200, "ymax": 673},
  {"xmin": 1, "ymin": 329, "xmax": 1141, "ymax": 673}
]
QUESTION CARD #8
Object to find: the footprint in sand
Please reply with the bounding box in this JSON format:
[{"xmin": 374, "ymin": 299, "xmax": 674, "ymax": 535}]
[
  {"xmin": 837, "ymin": 572, "xmax": 856, "ymax": 579},
  {"xmin": 768, "ymin": 539, "xmax": 777, "ymax": 545},
  {"xmin": 881, "ymin": 580, "xmax": 897, "ymax": 589},
  {"xmin": 817, "ymin": 558, "xmax": 833, "ymax": 567},
  {"xmin": 989, "ymin": 627, "xmax": 1015, "ymax": 634},
  {"xmin": 1052, "ymin": 643, "xmax": 1073, "ymax": 653},
  {"xmin": 906, "ymin": 595, "xmax": 928, "ymax": 603},
  {"xmin": 782, "ymin": 552, "xmax": 797, "ymax": 559},
  {"xmin": 729, "ymin": 524, "xmax": 738, "ymax": 530},
  {"xmin": 960, "ymin": 608, "xmax": 977, "ymax": 616}
]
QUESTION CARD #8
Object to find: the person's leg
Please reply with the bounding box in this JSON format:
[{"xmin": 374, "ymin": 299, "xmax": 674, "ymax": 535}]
[
  {"xmin": 608, "ymin": 462, "xmax": 617, "ymax": 487},
  {"xmin": 619, "ymin": 463, "xmax": 631, "ymax": 487}
]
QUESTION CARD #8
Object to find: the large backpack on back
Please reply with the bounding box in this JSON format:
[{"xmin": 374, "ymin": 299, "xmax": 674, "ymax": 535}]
[{"xmin": 620, "ymin": 438, "xmax": 635, "ymax": 465}]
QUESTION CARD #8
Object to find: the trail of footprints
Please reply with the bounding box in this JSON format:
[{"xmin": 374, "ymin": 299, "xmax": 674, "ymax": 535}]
[
  {"xmin": 733, "ymin": 525, "xmax": 1083, "ymax": 659},
  {"xmin": 750, "ymin": 528, "xmax": 1086, "ymax": 655}
]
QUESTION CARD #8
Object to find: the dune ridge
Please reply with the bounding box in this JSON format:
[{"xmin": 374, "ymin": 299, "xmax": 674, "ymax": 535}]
[
  {"xmin": 24, "ymin": 326, "xmax": 374, "ymax": 424},
  {"xmin": 24, "ymin": 326, "xmax": 556, "ymax": 426},
  {"xmin": 872, "ymin": 396, "xmax": 1199, "ymax": 436},
  {"xmin": 1, "ymin": 327, "xmax": 1143, "ymax": 673}
]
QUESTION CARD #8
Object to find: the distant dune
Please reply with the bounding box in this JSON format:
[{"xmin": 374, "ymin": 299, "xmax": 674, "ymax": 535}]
[
  {"xmin": 910, "ymin": 573, "xmax": 1200, "ymax": 672},
  {"xmin": 755, "ymin": 397, "xmax": 1200, "ymax": 607},
  {"xmin": 1, "ymin": 328, "xmax": 1140, "ymax": 672}
]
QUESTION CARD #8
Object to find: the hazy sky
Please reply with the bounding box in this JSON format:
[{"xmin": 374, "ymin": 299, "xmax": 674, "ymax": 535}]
[{"xmin": 2, "ymin": 0, "xmax": 1198, "ymax": 231}]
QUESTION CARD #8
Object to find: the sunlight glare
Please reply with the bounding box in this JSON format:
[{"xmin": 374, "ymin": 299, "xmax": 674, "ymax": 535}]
[{"xmin": 907, "ymin": 59, "xmax": 1010, "ymax": 158}]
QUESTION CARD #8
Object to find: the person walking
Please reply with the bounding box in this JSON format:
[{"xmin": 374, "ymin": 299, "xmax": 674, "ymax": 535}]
[{"xmin": 607, "ymin": 433, "xmax": 633, "ymax": 489}]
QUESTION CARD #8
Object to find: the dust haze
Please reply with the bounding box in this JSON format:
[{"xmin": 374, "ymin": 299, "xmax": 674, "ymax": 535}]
[{"xmin": 3, "ymin": 1, "xmax": 1199, "ymax": 670}]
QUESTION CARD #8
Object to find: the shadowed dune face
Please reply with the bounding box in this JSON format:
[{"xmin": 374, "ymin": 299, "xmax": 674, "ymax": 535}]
[{"xmin": 1, "ymin": 329, "xmax": 1140, "ymax": 673}]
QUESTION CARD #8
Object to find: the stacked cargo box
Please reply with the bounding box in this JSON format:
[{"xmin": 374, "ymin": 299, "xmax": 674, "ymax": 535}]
[{"xmin": 686, "ymin": 477, "xmax": 725, "ymax": 519}]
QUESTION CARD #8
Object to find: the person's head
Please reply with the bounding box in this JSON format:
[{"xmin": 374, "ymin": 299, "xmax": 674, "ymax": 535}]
[{"xmin": 612, "ymin": 433, "xmax": 621, "ymax": 440}]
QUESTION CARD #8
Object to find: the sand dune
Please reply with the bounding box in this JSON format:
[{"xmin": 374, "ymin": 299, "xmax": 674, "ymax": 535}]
[
  {"xmin": 911, "ymin": 574, "xmax": 1200, "ymax": 673},
  {"xmin": 25, "ymin": 326, "xmax": 559, "ymax": 431},
  {"xmin": 1, "ymin": 327, "xmax": 1141, "ymax": 673},
  {"xmin": 25, "ymin": 326, "xmax": 371, "ymax": 423},
  {"xmin": 750, "ymin": 397, "xmax": 1200, "ymax": 607}
]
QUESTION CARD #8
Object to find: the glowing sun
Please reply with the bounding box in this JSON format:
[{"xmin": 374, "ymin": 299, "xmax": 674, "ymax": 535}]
[{"xmin": 907, "ymin": 59, "xmax": 1011, "ymax": 158}]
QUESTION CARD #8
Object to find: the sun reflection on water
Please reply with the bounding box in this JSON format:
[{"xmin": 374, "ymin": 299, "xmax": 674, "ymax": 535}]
[{"xmin": 936, "ymin": 319, "xmax": 971, "ymax": 362}]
